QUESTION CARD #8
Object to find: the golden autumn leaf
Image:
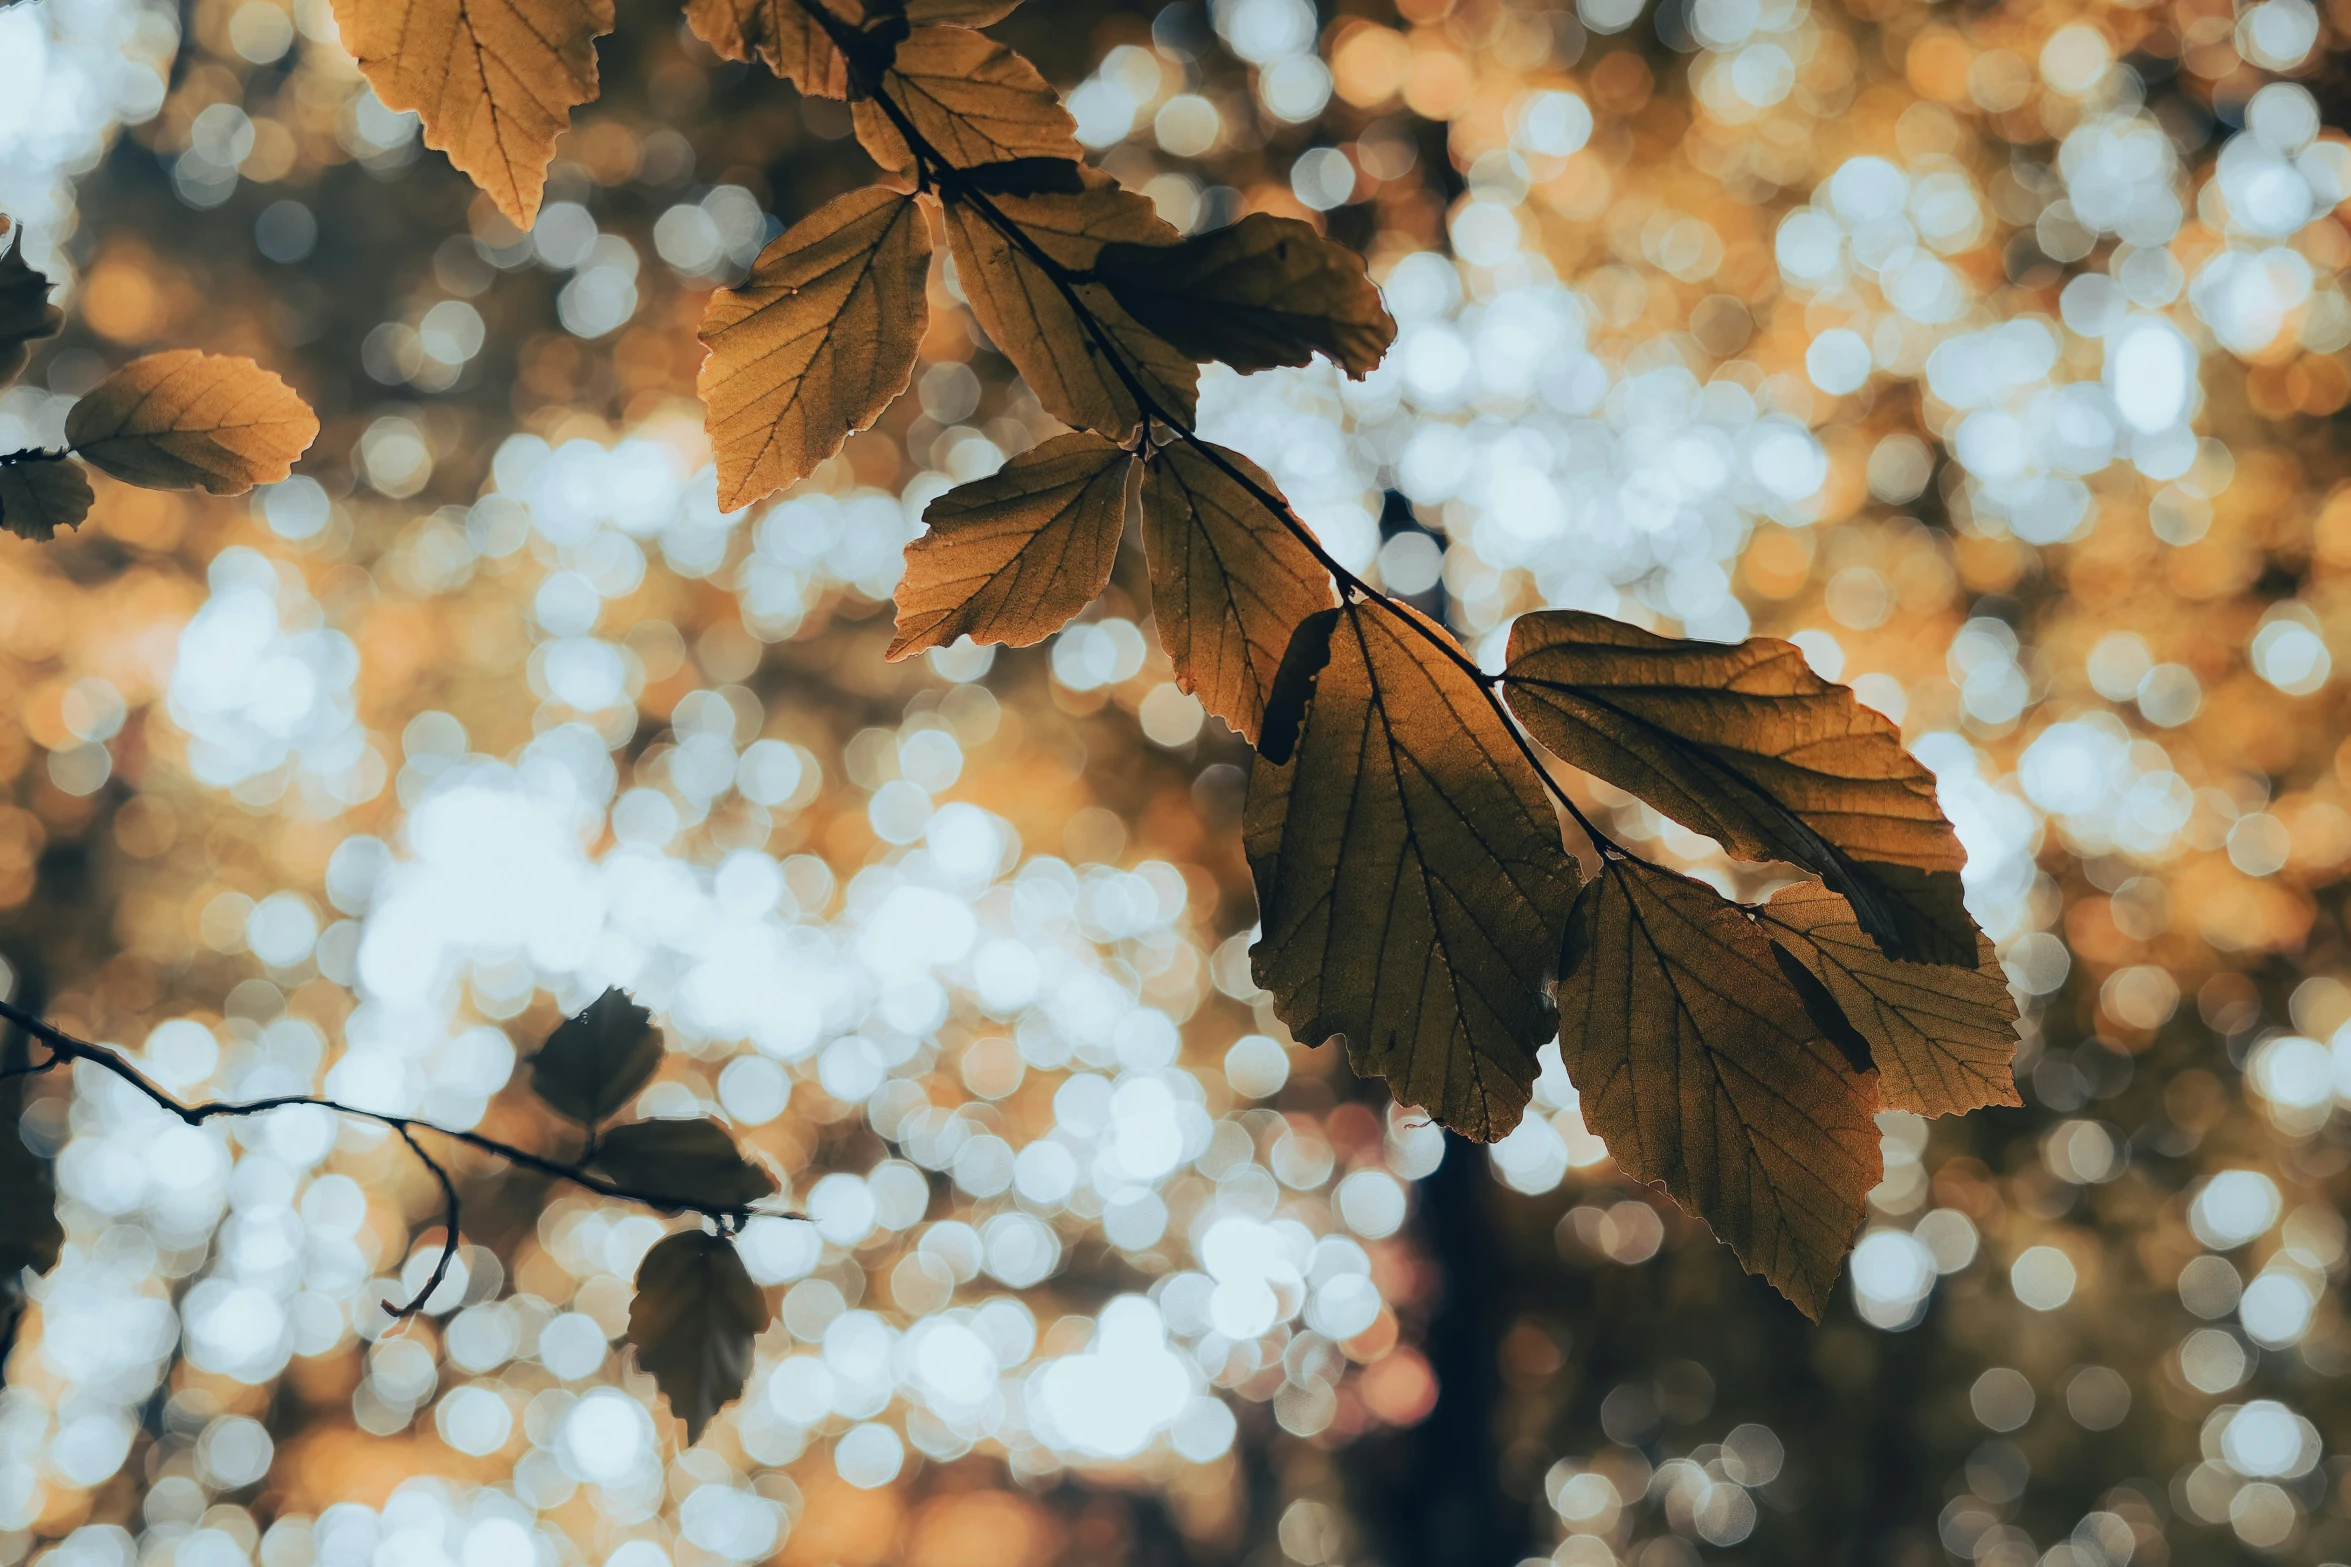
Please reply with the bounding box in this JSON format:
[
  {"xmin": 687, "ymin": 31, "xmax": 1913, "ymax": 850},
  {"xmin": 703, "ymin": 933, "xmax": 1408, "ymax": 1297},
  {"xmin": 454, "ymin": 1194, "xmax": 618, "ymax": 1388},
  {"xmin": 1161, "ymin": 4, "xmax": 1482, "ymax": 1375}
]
[
  {"xmin": 943, "ymin": 166, "xmax": 1198, "ymax": 440},
  {"xmin": 699, "ymin": 187, "xmax": 932, "ymax": 513},
  {"xmin": 627, "ymin": 1230, "xmax": 770, "ymax": 1443},
  {"xmin": 1557, "ymin": 856, "xmax": 1882, "ymax": 1318},
  {"xmin": 529, "ymin": 987, "xmax": 662, "ymax": 1127},
  {"xmin": 1757, "ymin": 879, "xmax": 2021, "ymax": 1117},
  {"xmin": 64, "ymin": 351, "xmax": 318, "ymax": 496},
  {"xmin": 1246, "ymin": 600, "xmax": 1581, "ymax": 1139},
  {"xmin": 0, "ymin": 457, "xmax": 93, "ymax": 543},
  {"xmin": 685, "ymin": 0, "xmax": 857, "ymax": 96},
  {"xmin": 852, "ymin": 27, "xmax": 1080, "ymax": 179},
  {"xmin": 592, "ymin": 1118, "xmax": 778, "ymax": 1211},
  {"xmin": 1503, "ymin": 610, "xmax": 1974, "ymax": 965},
  {"xmin": 1141, "ymin": 441, "xmax": 1335, "ymax": 743},
  {"xmin": 0, "ymin": 240, "xmax": 62, "ymax": 389},
  {"xmin": 1096, "ymin": 213, "xmax": 1397, "ymax": 378},
  {"xmin": 889, "ymin": 430, "xmax": 1133, "ymax": 659},
  {"xmin": 331, "ymin": 0, "xmax": 613, "ymax": 230}
]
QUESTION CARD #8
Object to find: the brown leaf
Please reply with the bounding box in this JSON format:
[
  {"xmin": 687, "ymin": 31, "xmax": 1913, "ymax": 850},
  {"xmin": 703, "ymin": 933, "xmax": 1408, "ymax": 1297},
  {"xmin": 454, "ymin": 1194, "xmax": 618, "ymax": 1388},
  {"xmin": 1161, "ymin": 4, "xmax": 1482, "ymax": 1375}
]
[
  {"xmin": 1141, "ymin": 441, "xmax": 1335, "ymax": 743},
  {"xmin": 1557, "ymin": 856, "xmax": 1882, "ymax": 1318},
  {"xmin": 944, "ymin": 167, "xmax": 1198, "ymax": 439},
  {"xmin": 530, "ymin": 986, "xmax": 662, "ymax": 1126},
  {"xmin": 593, "ymin": 1118, "xmax": 778, "ymax": 1212},
  {"xmin": 699, "ymin": 187, "xmax": 932, "ymax": 513},
  {"xmin": 1503, "ymin": 610, "xmax": 1972, "ymax": 964},
  {"xmin": 684, "ymin": 0, "xmax": 857, "ymax": 96},
  {"xmin": 1758, "ymin": 879, "xmax": 2021, "ymax": 1117},
  {"xmin": 64, "ymin": 351, "xmax": 318, "ymax": 495},
  {"xmin": 330, "ymin": 0, "xmax": 613, "ymax": 229},
  {"xmin": 0, "ymin": 240, "xmax": 62, "ymax": 389},
  {"xmin": 889, "ymin": 430, "xmax": 1134, "ymax": 659},
  {"xmin": 1246, "ymin": 599, "xmax": 1581, "ymax": 1140},
  {"xmin": 852, "ymin": 27, "xmax": 1079, "ymax": 178},
  {"xmin": 1096, "ymin": 213, "xmax": 1396, "ymax": 378},
  {"xmin": 627, "ymin": 1230, "xmax": 770, "ymax": 1443},
  {"xmin": 0, "ymin": 457, "xmax": 93, "ymax": 543}
]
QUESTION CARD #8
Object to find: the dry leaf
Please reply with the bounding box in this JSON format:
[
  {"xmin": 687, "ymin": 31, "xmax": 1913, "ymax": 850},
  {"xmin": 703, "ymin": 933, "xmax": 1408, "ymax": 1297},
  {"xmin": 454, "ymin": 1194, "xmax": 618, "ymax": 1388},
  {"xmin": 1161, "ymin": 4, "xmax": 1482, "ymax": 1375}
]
[
  {"xmin": 0, "ymin": 457, "xmax": 93, "ymax": 543},
  {"xmin": 699, "ymin": 187, "xmax": 932, "ymax": 513},
  {"xmin": 1096, "ymin": 213, "xmax": 1396, "ymax": 378},
  {"xmin": 685, "ymin": 0, "xmax": 858, "ymax": 96},
  {"xmin": 889, "ymin": 430, "xmax": 1133, "ymax": 659},
  {"xmin": 593, "ymin": 1118, "xmax": 778, "ymax": 1211},
  {"xmin": 1141, "ymin": 441, "xmax": 1335, "ymax": 743},
  {"xmin": 0, "ymin": 240, "xmax": 62, "ymax": 389},
  {"xmin": 852, "ymin": 27, "xmax": 1079, "ymax": 178},
  {"xmin": 1557, "ymin": 856, "xmax": 1882, "ymax": 1318},
  {"xmin": 1247, "ymin": 600, "xmax": 1581, "ymax": 1140},
  {"xmin": 530, "ymin": 987, "xmax": 662, "ymax": 1126},
  {"xmin": 627, "ymin": 1230, "xmax": 770, "ymax": 1443},
  {"xmin": 1758, "ymin": 880, "xmax": 2021, "ymax": 1117},
  {"xmin": 65, "ymin": 351, "xmax": 318, "ymax": 495},
  {"xmin": 944, "ymin": 167, "xmax": 1198, "ymax": 439},
  {"xmin": 1504, "ymin": 610, "xmax": 1972, "ymax": 965}
]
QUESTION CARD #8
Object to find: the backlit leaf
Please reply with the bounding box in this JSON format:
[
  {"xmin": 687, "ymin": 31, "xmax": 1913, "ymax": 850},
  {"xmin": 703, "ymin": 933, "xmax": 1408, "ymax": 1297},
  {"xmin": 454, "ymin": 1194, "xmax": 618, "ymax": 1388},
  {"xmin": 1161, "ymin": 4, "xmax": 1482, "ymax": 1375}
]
[
  {"xmin": 1504, "ymin": 611, "xmax": 1972, "ymax": 964},
  {"xmin": 1557, "ymin": 856, "xmax": 1881, "ymax": 1318},
  {"xmin": 531, "ymin": 986, "xmax": 662, "ymax": 1126},
  {"xmin": 1246, "ymin": 599, "xmax": 1581, "ymax": 1139},
  {"xmin": 1096, "ymin": 213, "xmax": 1396, "ymax": 378},
  {"xmin": 0, "ymin": 457, "xmax": 93, "ymax": 543},
  {"xmin": 1758, "ymin": 879, "xmax": 2022, "ymax": 1117},
  {"xmin": 889, "ymin": 430, "xmax": 1133, "ymax": 659},
  {"xmin": 63, "ymin": 351, "xmax": 318, "ymax": 496},
  {"xmin": 330, "ymin": 0, "xmax": 613, "ymax": 229},
  {"xmin": 593, "ymin": 1118, "xmax": 778, "ymax": 1212},
  {"xmin": 699, "ymin": 187, "xmax": 932, "ymax": 512},
  {"xmin": 944, "ymin": 167, "xmax": 1198, "ymax": 439},
  {"xmin": 1141, "ymin": 441, "xmax": 1335, "ymax": 743},
  {"xmin": 852, "ymin": 27, "xmax": 1080, "ymax": 178},
  {"xmin": 627, "ymin": 1230, "xmax": 769, "ymax": 1443},
  {"xmin": 0, "ymin": 240, "xmax": 62, "ymax": 389},
  {"xmin": 684, "ymin": 0, "xmax": 857, "ymax": 96}
]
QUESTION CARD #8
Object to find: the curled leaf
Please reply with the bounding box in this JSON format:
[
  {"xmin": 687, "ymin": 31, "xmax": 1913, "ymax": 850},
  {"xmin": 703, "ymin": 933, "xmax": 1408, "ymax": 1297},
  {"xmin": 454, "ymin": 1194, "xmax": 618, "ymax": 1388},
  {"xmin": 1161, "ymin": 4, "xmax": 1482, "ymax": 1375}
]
[
  {"xmin": 1141, "ymin": 441, "xmax": 1335, "ymax": 743},
  {"xmin": 0, "ymin": 239, "xmax": 62, "ymax": 390},
  {"xmin": 944, "ymin": 167, "xmax": 1198, "ymax": 440},
  {"xmin": 64, "ymin": 351, "xmax": 318, "ymax": 496},
  {"xmin": 699, "ymin": 187, "xmax": 933, "ymax": 512},
  {"xmin": 530, "ymin": 987, "xmax": 662, "ymax": 1126},
  {"xmin": 1758, "ymin": 879, "xmax": 2021, "ymax": 1117},
  {"xmin": 628, "ymin": 1230, "xmax": 770, "ymax": 1443},
  {"xmin": 1504, "ymin": 611, "xmax": 1972, "ymax": 964},
  {"xmin": 1557, "ymin": 857, "xmax": 1882, "ymax": 1319},
  {"xmin": 592, "ymin": 1118, "xmax": 778, "ymax": 1211},
  {"xmin": 0, "ymin": 457, "xmax": 93, "ymax": 543},
  {"xmin": 889, "ymin": 430, "xmax": 1134, "ymax": 659},
  {"xmin": 852, "ymin": 26, "xmax": 1080, "ymax": 178},
  {"xmin": 1247, "ymin": 599, "xmax": 1581, "ymax": 1140},
  {"xmin": 330, "ymin": 0, "xmax": 614, "ymax": 229},
  {"xmin": 1096, "ymin": 213, "xmax": 1396, "ymax": 378}
]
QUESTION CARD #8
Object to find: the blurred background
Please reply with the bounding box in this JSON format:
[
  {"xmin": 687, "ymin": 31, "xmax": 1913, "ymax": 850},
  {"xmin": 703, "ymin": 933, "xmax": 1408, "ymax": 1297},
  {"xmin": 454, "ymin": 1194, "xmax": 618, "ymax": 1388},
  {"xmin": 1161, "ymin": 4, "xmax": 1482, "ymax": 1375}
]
[{"xmin": 4, "ymin": 0, "xmax": 2351, "ymax": 1561}]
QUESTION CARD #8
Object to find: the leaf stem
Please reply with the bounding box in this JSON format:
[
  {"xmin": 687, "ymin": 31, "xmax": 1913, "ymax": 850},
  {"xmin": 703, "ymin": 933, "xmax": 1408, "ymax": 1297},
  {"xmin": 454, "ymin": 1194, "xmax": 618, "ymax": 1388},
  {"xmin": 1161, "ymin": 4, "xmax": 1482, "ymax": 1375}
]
[{"xmin": 0, "ymin": 448, "xmax": 70, "ymax": 469}]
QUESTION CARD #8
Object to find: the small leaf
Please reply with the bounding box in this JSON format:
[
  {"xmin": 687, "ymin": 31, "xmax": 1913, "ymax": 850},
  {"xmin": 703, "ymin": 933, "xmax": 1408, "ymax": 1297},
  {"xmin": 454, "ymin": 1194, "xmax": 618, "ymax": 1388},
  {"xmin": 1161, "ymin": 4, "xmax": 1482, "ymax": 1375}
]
[
  {"xmin": 0, "ymin": 1041, "xmax": 62, "ymax": 1287},
  {"xmin": 1247, "ymin": 599, "xmax": 1581, "ymax": 1140},
  {"xmin": 889, "ymin": 430, "xmax": 1134, "ymax": 659},
  {"xmin": 530, "ymin": 987, "xmax": 662, "ymax": 1126},
  {"xmin": 63, "ymin": 351, "xmax": 318, "ymax": 495},
  {"xmin": 0, "ymin": 239, "xmax": 63, "ymax": 389},
  {"xmin": 1096, "ymin": 213, "xmax": 1396, "ymax": 379},
  {"xmin": 593, "ymin": 1118, "xmax": 778, "ymax": 1211},
  {"xmin": 684, "ymin": 0, "xmax": 858, "ymax": 96},
  {"xmin": 330, "ymin": 0, "xmax": 613, "ymax": 228},
  {"xmin": 944, "ymin": 167, "xmax": 1199, "ymax": 440},
  {"xmin": 699, "ymin": 187, "xmax": 933, "ymax": 512},
  {"xmin": 852, "ymin": 26, "xmax": 1080, "ymax": 179},
  {"xmin": 627, "ymin": 1230, "xmax": 770, "ymax": 1443},
  {"xmin": 0, "ymin": 457, "xmax": 93, "ymax": 543},
  {"xmin": 1504, "ymin": 610, "xmax": 1973, "ymax": 964},
  {"xmin": 1141, "ymin": 441, "xmax": 1335, "ymax": 743},
  {"xmin": 1758, "ymin": 879, "xmax": 2022, "ymax": 1117},
  {"xmin": 1557, "ymin": 857, "xmax": 1882, "ymax": 1319}
]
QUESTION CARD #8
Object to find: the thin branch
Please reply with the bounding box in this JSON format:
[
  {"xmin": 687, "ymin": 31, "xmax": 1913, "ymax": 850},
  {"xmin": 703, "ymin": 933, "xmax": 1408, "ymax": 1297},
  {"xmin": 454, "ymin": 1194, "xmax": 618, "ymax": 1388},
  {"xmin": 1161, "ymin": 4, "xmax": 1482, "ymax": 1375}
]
[{"xmin": 0, "ymin": 448, "xmax": 71, "ymax": 469}]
